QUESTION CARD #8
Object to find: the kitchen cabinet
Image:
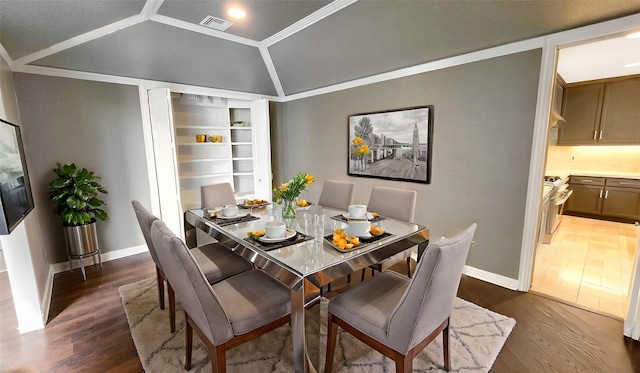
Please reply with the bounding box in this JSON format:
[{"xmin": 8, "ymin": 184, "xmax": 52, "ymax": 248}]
[
  {"xmin": 565, "ymin": 176, "xmax": 640, "ymax": 222},
  {"xmin": 599, "ymin": 78, "xmax": 640, "ymax": 144},
  {"xmin": 146, "ymin": 88, "xmax": 271, "ymax": 236},
  {"xmin": 557, "ymin": 84, "xmax": 604, "ymax": 145},
  {"xmin": 557, "ymin": 76, "xmax": 640, "ymax": 145},
  {"xmin": 564, "ymin": 176, "xmax": 605, "ymax": 215},
  {"xmin": 601, "ymin": 178, "xmax": 640, "ymax": 220}
]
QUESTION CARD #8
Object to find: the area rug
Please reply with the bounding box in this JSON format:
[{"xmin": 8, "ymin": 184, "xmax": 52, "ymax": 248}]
[{"xmin": 119, "ymin": 277, "xmax": 515, "ymax": 372}]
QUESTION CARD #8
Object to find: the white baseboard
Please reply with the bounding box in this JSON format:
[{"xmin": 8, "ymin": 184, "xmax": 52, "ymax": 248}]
[
  {"xmin": 49, "ymin": 245, "xmax": 149, "ymax": 275},
  {"xmin": 462, "ymin": 265, "xmax": 519, "ymax": 290}
]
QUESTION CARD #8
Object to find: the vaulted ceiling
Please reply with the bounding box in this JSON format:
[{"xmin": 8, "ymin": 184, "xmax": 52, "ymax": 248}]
[{"xmin": 2, "ymin": 0, "xmax": 640, "ymax": 98}]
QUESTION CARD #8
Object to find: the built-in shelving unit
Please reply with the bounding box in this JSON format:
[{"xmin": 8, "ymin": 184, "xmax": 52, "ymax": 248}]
[
  {"xmin": 146, "ymin": 88, "xmax": 271, "ymax": 237},
  {"xmin": 169, "ymin": 94, "xmax": 262, "ymax": 211}
]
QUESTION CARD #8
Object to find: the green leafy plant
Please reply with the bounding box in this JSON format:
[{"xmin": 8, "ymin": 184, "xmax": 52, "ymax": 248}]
[{"xmin": 48, "ymin": 163, "xmax": 109, "ymax": 226}]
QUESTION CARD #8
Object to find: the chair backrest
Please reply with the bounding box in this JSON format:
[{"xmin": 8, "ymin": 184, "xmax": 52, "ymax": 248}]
[
  {"xmin": 367, "ymin": 186, "xmax": 417, "ymax": 222},
  {"xmin": 150, "ymin": 219, "xmax": 234, "ymax": 345},
  {"xmin": 318, "ymin": 180, "xmax": 355, "ymax": 210},
  {"xmin": 201, "ymin": 183, "xmax": 236, "ymax": 208},
  {"xmin": 132, "ymin": 200, "xmax": 162, "ymax": 270},
  {"xmin": 387, "ymin": 223, "xmax": 477, "ymax": 353}
]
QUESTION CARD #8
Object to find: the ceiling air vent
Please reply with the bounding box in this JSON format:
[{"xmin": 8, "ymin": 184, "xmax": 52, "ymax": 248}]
[{"xmin": 199, "ymin": 15, "xmax": 233, "ymax": 31}]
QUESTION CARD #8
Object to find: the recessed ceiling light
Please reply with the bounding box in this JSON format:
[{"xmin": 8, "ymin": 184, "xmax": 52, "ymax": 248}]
[
  {"xmin": 228, "ymin": 8, "xmax": 246, "ymax": 19},
  {"xmin": 626, "ymin": 31, "xmax": 640, "ymax": 39},
  {"xmin": 624, "ymin": 62, "xmax": 640, "ymax": 68}
]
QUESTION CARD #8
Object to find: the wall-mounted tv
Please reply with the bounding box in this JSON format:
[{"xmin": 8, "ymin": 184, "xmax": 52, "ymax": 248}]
[{"xmin": 0, "ymin": 118, "xmax": 35, "ymax": 235}]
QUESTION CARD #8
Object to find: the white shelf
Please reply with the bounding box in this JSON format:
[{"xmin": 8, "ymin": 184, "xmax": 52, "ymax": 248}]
[
  {"xmin": 233, "ymin": 172, "xmax": 254, "ymax": 176},
  {"xmin": 177, "ymin": 142, "xmax": 228, "ymax": 146},
  {"xmin": 232, "ymin": 157, "xmax": 253, "ymax": 161},
  {"xmin": 180, "ymin": 172, "xmax": 229, "ymax": 179},
  {"xmin": 175, "ymin": 125, "xmax": 228, "ymax": 130},
  {"xmin": 230, "ymin": 127, "xmax": 252, "ymax": 130},
  {"xmin": 231, "ymin": 142, "xmax": 252, "ymax": 145},
  {"xmin": 178, "ymin": 157, "xmax": 228, "ymax": 163}
]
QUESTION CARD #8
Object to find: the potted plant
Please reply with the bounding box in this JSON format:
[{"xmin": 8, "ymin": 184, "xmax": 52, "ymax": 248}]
[{"xmin": 48, "ymin": 163, "xmax": 109, "ymax": 265}]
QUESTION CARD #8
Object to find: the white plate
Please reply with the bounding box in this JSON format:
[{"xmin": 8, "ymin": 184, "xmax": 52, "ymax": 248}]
[
  {"xmin": 258, "ymin": 229, "xmax": 297, "ymax": 243},
  {"xmin": 216, "ymin": 213, "xmax": 248, "ymax": 219},
  {"xmin": 343, "ymin": 212, "xmax": 370, "ymax": 220},
  {"xmin": 296, "ymin": 203, "xmax": 313, "ymax": 211}
]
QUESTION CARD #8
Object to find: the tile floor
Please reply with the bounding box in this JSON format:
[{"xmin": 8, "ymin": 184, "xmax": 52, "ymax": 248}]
[{"xmin": 531, "ymin": 215, "xmax": 639, "ymax": 319}]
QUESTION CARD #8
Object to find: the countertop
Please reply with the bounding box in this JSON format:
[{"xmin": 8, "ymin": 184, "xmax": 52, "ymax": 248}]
[{"xmin": 546, "ymin": 170, "xmax": 640, "ymax": 181}]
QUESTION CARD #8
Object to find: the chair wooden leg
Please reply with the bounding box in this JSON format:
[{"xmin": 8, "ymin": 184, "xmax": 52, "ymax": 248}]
[
  {"xmin": 406, "ymin": 258, "xmax": 412, "ymax": 278},
  {"xmin": 168, "ymin": 283, "xmax": 176, "ymax": 333},
  {"xmin": 185, "ymin": 312, "xmax": 193, "ymax": 370},
  {"xmin": 213, "ymin": 344, "xmax": 226, "ymax": 373},
  {"xmin": 395, "ymin": 355, "xmax": 412, "ymax": 373},
  {"xmin": 443, "ymin": 318, "xmax": 450, "ymax": 371},
  {"xmin": 371, "ymin": 267, "xmax": 376, "ymax": 277},
  {"xmin": 347, "ymin": 274, "xmax": 351, "ymax": 283},
  {"xmin": 324, "ymin": 313, "xmax": 338, "ymax": 373},
  {"xmin": 328, "ymin": 282, "xmax": 332, "ymax": 292},
  {"xmin": 361, "ymin": 268, "xmax": 366, "ymax": 282},
  {"xmin": 156, "ymin": 267, "xmax": 165, "ymax": 310}
]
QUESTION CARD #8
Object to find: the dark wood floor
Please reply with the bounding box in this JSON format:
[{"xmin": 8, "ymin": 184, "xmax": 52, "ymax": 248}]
[{"xmin": 1, "ymin": 252, "xmax": 639, "ymax": 372}]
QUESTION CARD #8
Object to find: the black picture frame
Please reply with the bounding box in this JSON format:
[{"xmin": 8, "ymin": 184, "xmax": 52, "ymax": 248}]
[
  {"xmin": 0, "ymin": 119, "xmax": 35, "ymax": 235},
  {"xmin": 348, "ymin": 105, "xmax": 433, "ymax": 184}
]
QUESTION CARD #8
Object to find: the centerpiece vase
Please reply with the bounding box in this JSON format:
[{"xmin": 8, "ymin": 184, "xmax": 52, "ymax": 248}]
[{"xmin": 282, "ymin": 198, "xmax": 297, "ymax": 219}]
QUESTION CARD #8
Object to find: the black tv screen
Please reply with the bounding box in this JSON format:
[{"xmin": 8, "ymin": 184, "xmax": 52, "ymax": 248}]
[{"xmin": 0, "ymin": 118, "xmax": 34, "ymax": 235}]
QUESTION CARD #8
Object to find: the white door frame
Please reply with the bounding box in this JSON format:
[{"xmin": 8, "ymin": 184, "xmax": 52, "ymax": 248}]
[{"xmin": 518, "ymin": 15, "xmax": 640, "ymax": 289}]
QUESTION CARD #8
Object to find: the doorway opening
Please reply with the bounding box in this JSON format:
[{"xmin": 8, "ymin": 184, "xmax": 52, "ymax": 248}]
[{"xmin": 530, "ymin": 32, "xmax": 640, "ymax": 319}]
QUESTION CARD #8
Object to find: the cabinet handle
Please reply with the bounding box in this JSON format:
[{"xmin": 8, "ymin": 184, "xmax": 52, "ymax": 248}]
[
  {"xmin": 599, "ymin": 190, "xmax": 603, "ymax": 198},
  {"xmin": 599, "ymin": 131, "xmax": 603, "ymax": 140},
  {"xmin": 620, "ymin": 182, "xmax": 637, "ymax": 185},
  {"xmin": 594, "ymin": 131, "xmax": 597, "ymax": 140},
  {"xmin": 605, "ymin": 190, "xmax": 609, "ymax": 199},
  {"xmin": 582, "ymin": 179, "xmax": 593, "ymax": 183}
]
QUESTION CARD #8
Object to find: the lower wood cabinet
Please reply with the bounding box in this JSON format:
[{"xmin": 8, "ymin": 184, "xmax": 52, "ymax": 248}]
[{"xmin": 565, "ymin": 176, "xmax": 640, "ymax": 222}]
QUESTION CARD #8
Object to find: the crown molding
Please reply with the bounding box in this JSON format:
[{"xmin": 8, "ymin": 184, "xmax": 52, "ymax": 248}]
[
  {"xmin": 259, "ymin": 46, "xmax": 285, "ymax": 98},
  {"xmin": 262, "ymin": 0, "xmax": 357, "ymax": 47},
  {"xmin": 11, "ymin": 64, "xmax": 277, "ymax": 101},
  {"xmin": 281, "ymin": 37, "xmax": 545, "ymax": 102},
  {"xmin": 150, "ymin": 14, "xmax": 260, "ymax": 47},
  {"xmin": 11, "ymin": 15, "xmax": 147, "ymax": 67},
  {"xmin": 0, "ymin": 44, "xmax": 12, "ymax": 68},
  {"xmin": 141, "ymin": 0, "xmax": 165, "ymax": 18}
]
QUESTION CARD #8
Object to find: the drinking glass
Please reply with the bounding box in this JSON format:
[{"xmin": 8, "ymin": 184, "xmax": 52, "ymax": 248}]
[
  {"xmin": 314, "ymin": 214, "xmax": 326, "ymax": 244},
  {"xmin": 304, "ymin": 213, "xmax": 315, "ymax": 236}
]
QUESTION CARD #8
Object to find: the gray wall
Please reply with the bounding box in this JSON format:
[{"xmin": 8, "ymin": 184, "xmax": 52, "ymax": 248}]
[
  {"xmin": 278, "ymin": 50, "xmax": 542, "ymax": 279},
  {"xmin": 13, "ymin": 74, "xmax": 153, "ymax": 263}
]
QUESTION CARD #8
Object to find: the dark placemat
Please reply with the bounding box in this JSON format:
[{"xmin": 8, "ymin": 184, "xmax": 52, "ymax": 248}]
[
  {"xmin": 323, "ymin": 231, "xmax": 394, "ymax": 252},
  {"xmin": 330, "ymin": 214, "xmax": 386, "ymax": 223},
  {"xmin": 244, "ymin": 231, "xmax": 313, "ymax": 252},
  {"xmin": 237, "ymin": 202, "xmax": 271, "ymax": 209},
  {"xmin": 208, "ymin": 214, "xmax": 260, "ymax": 227}
]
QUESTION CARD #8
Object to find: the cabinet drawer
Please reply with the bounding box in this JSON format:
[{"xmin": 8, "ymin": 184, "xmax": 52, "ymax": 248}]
[
  {"xmin": 606, "ymin": 178, "xmax": 640, "ymax": 188},
  {"xmin": 570, "ymin": 176, "xmax": 605, "ymax": 185}
]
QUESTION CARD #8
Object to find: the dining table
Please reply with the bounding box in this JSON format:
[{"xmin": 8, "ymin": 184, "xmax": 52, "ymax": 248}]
[{"xmin": 183, "ymin": 204, "xmax": 429, "ymax": 373}]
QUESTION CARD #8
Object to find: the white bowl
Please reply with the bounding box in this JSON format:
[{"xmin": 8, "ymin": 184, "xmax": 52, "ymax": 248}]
[
  {"xmin": 220, "ymin": 204, "xmax": 239, "ymax": 217},
  {"xmin": 348, "ymin": 204, "xmax": 367, "ymax": 219},
  {"xmin": 264, "ymin": 221, "xmax": 286, "ymax": 238},
  {"xmin": 347, "ymin": 220, "xmax": 371, "ymax": 237}
]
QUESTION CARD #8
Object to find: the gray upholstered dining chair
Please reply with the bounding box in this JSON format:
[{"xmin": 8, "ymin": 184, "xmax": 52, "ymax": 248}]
[
  {"xmin": 318, "ymin": 180, "xmax": 355, "ymax": 210},
  {"xmin": 362, "ymin": 186, "xmax": 417, "ymax": 281},
  {"xmin": 324, "ymin": 223, "xmax": 477, "ymax": 373},
  {"xmin": 201, "ymin": 182, "xmax": 237, "ymax": 208},
  {"xmin": 132, "ymin": 200, "xmax": 253, "ymax": 332},
  {"xmin": 318, "ymin": 180, "xmax": 356, "ymax": 292},
  {"xmin": 150, "ymin": 219, "xmax": 292, "ymax": 373}
]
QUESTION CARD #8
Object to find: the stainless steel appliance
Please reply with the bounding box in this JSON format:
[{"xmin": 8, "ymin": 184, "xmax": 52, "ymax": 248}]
[{"xmin": 542, "ymin": 176, "xmax": 573, "ymax": 244}]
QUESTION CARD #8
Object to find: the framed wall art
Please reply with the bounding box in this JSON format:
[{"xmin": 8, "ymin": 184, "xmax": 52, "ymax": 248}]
[
  {"xmin": 0, "ymin": 119, "xmax": 35, "ymax": 234},
  {"xmin": 348, "ymin": 105, "xmax": 433, "ymax": 184}
]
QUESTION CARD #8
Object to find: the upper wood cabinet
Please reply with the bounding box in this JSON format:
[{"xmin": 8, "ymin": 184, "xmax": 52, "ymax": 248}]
[
  {"xmin": 599, "ymin": 78, "xmax": 640, "ymax": 144},
  {"xmin": 557, "ymin": 76, "xmax": 640, "ymax": 145},
  {"xmin": 557, "ymin": 83, "xmax": 604, "ymax": 145}
]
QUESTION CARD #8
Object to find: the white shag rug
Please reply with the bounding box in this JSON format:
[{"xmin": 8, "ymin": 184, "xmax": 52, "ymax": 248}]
[{"xmin": 119, "ymin": 277, "xmax": 515, "ymax": 372}]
